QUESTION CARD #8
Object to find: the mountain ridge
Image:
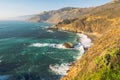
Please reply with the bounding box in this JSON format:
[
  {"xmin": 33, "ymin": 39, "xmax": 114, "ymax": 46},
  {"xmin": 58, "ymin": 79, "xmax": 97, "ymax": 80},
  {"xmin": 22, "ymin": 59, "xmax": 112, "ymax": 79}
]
[{"xmin": 27, "ymin": 7, "xmax": 94, "ymax": 23}]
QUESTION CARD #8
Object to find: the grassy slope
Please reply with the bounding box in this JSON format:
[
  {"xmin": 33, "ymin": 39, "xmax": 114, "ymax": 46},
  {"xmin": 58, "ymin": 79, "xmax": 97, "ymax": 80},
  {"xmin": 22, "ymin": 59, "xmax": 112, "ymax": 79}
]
[
  {"xmin": 60, "ymin": 1, "xmax": 120, "ymax": 80},
  {"xmin": 62, "ymin": 26, "xmax": 120, "ymax": 80}
]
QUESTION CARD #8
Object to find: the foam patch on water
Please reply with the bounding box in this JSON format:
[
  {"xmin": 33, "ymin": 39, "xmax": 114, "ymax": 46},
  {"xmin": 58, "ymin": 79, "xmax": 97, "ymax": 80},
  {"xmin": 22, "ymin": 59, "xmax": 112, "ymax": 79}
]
[
  {"xmin": 49, "ymin": 44, "xmax": 86, "ymax": 75},
  {"xmin": 0, "ymin": 56, "xmax": 3, "ymax": 63},
  {"xmin": 30, "ymin": 34, "xmax": 93, "ymax": 76},
  {"xmin": 29, "ymin": 43, "xmax": 66, "ymax": 49},
  {"xmin": 74, "ymin": 44, "xmax": 85, "ymax": 59},
  {"xmin": 0, "ymin": 75, "xmax": 10, "ymax": 80},
  {"xmin": 77, "ymin": 33, "xmax": 93, "ymax": 48},
  {"xmin": 47, "ymin": 30, "xmax": 54, "ymax": 33},
  {"xmin": 49, "ymin": 63, "xmax": 70, "ymax": 76}
]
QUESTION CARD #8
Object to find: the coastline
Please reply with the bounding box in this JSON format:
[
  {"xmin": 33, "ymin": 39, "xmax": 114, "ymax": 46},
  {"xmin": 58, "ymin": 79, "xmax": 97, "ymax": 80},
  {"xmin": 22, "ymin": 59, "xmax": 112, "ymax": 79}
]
[
  {"xmin": 46, "ymin": 27, "xmax": 93, "ymax": 78},
  {"xmin": 46, "ymin": 26, "xmax": 102, "ymax": 42}
]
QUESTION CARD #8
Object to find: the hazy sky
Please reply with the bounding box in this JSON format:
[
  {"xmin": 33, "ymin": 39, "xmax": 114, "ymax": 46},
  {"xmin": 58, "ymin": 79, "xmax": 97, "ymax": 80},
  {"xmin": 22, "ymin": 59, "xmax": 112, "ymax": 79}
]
[{"xmin": 0, "ymin": 0, "xmax": 111, "ymax": 19}]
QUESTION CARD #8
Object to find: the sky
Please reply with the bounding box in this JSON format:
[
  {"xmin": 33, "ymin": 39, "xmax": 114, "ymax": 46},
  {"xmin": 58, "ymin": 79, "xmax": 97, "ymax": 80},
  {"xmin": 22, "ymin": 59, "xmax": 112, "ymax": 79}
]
[{"xmin": 0, "ymin": 0, "xmax": 112, "ymax": 19}]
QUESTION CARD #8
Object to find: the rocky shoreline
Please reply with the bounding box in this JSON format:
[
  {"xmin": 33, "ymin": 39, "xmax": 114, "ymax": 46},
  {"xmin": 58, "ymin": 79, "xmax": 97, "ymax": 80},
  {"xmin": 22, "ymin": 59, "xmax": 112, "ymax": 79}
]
[
  {"xmin": 45, "ymin": 26, "xmax": 101, "ymax": 42},
  {"xmin": 45, "ymin": 27, "xmax": 93, "ymax": 78}
]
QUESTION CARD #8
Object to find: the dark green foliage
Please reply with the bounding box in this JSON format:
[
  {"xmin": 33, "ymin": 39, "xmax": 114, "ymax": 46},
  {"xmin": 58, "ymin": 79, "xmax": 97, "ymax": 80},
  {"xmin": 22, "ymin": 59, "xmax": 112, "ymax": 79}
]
[
  {"xmin": 63, "ymin": 19, "xmax": 71, "ymax": 24},
  {"xmin": 104, "ymin": 54, "xmax": 111, "ymax": 66},
  {"xmin": 87, "ymin": 49, "xmax": 120, "ymax": 80}
]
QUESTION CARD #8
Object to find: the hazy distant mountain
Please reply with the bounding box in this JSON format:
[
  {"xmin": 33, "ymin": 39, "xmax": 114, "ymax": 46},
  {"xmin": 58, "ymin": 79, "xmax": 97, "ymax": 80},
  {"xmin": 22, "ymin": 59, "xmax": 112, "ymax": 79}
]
[
  {"xmin": 13, "ymin": 15, "xmax": 35, "ymax": 20},
  {"xmin": 27, "ymin": 7, "xmax": 94, "ymax": 23}
]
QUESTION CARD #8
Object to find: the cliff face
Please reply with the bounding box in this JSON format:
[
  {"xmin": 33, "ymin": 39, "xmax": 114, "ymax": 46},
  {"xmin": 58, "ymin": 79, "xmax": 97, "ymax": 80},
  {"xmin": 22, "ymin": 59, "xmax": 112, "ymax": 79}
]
[
  {"xmin": 54, "ymin": 2, "xmax": 120, "ymax": 34},
  {"xmin": 59, "ymin": 1, "xmax": 120, "ymax": 80},
  {"xmin": 28, "ymin": 7, "xmax": 94, "ymax": 23}
]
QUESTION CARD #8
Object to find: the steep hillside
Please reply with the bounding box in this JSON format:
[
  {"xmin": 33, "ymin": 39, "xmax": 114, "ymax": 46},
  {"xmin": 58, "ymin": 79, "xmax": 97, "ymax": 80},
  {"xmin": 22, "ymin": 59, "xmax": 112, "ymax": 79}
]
[
  {"xmin": 62, "ymin": 26, "xmax": 120, "ymax": 80},
  {"xmin": 54, "ymin": 1, "xmax": 120, "ymax": 35},
  {"xmin": 28, "ymin": 7, "xmax": 94, "ymax": 23},
  {"xmin": 59, "ymin": 1, "xmax": 120, "ymax": 80}
]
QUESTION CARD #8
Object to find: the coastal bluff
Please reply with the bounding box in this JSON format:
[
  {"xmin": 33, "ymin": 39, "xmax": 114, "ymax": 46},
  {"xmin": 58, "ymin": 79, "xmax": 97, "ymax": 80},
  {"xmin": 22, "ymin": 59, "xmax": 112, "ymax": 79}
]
[{"xmin": 59, "ymin": 1, "xmax": 120, "ymax": 80}]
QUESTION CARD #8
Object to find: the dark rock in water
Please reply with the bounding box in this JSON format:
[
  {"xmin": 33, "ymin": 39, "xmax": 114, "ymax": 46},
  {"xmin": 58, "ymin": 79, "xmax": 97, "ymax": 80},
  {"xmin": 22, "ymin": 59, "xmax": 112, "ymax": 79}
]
[
  {"xmin": 45, "ymin": 27, "xmax": 58, "ymax": 31},
  {"xmin": 63, "ymin": 42, "xmax": 74, "ymax": 48}
]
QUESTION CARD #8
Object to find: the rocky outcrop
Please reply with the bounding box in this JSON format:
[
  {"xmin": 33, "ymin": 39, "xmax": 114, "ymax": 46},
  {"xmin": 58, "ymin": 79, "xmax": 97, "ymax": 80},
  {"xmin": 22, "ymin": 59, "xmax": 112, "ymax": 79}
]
[{"xmin": 63, "ymin": 42, "xmax": 74, "ymax": 48}]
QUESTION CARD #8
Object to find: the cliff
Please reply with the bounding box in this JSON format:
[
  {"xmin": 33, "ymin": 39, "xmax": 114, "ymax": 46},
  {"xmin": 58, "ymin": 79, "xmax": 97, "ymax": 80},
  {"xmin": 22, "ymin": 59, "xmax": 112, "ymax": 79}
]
[
  {"xmin": 54, "ymin": 2, "xmax": 120, "ymax": 34},
  {"xmin": 53, "ymin": 1, "xmax": 120, "ymax": 41},
  {"xmin": 62, "ymin": 26, "xmax": 120, "ymax": 80},
  {"xmin": 59, "ymin": 1, "xmax": 120, "ymax": 80}
]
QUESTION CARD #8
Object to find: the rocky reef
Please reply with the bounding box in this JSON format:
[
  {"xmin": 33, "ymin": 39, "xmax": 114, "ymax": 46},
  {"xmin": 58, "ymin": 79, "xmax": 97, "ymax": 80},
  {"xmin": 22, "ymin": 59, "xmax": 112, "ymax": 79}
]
[{"xmin": 63, "ymin": 42, "xmax": 74, "ymax": 48}]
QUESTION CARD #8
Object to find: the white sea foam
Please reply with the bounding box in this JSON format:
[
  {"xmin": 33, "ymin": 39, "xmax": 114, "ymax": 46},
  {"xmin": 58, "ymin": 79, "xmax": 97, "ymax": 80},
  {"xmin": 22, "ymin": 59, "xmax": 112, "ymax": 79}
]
[
  {"xmin": 74, "ymin": 43, "xmax": 85, "ymax": 59},
  {"xmin": 74, "ymin": 33, "xmax": 93, "ymax": 59},
  {"xmin": 49, "ymin": 63, "xmax": 70, "ymax": 76},
  {"xmin": 29, "ymin": 43, "xmax": 66, "ymax": 49},
  {"xmin": 30, "ymin": 34, "xmax": 93, "ymax": 76},
  {"xmin": 47, "ymin": 30, "xmax": 54, "ymax": 33},
  {"xmin": 0, "ymin": 75, "xmax": 10, "ymax": 80},
  {"xmin": 0, "ymin": 56, "xmax": 3, "ymax": 63},
  {"xmin": 77, "ymin": 33, "xmax": 93, "ymax": 48},
  {"xmin": 49, "ymin": 44, "xmax": 85, "ymax": 76},
  {"xmin": 74, "ymin": 43, "xmax": 84, "ymax": 51}
]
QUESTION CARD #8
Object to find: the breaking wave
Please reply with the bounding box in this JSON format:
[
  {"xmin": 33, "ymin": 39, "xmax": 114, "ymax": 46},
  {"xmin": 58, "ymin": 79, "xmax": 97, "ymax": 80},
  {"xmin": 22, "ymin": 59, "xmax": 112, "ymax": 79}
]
[
  {"xmin": 29, "ymin": 43, "xmax": 66, "ymax": 49},
  {"xmin": 49, "ymin": 63, "xmax": 70, "ymax": 76},
  {"xmin": 77, "ymin": 33, "xmax": 93, "ymax": 48},
  {"xmin": 29, "ymin": 34, "xmax": 93, "ymax": 76}
]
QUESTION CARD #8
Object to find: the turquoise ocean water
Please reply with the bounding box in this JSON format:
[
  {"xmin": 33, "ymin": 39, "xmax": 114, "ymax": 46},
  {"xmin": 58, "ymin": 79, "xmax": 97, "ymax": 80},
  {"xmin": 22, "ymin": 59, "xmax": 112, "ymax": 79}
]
[{"xmin": 0, "ymin": 21, "xmax": 80, "ymax": 80}]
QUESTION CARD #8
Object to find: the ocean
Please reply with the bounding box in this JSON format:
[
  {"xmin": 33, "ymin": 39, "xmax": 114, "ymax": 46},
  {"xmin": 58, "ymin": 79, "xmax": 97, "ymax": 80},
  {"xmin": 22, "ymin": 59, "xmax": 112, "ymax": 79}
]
[{"xmin": 0, "ymin": 21, "xmax": 82, "ymax": 80}]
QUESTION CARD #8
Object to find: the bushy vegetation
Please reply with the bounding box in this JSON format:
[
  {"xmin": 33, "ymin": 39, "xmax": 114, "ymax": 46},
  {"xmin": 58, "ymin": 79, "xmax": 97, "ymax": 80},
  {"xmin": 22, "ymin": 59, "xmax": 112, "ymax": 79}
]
[
  {"xmin": 87, "ymin": 49, "xmax": 120, "ymax": 80},
  {"xmin": 61, "ymin": 24, "xmax": 120, "ymax": 80}
]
